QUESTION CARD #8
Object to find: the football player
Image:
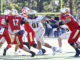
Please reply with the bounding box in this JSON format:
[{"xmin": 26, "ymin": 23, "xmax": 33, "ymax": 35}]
[
  {"xmin": 56, "ymin": 8, "xmax": 80, "ymax": 57},
  {"xmin": 24, "ymin": 10, "xmax": 57, "ymax": 55},
  {"xmin": 20, "ymin": 7, "xmax": 46, "ymax": 54},
  {"xmin": 0, "ymin": 9, "xmax": 12, "ymax": 56},
  {"xmin": 3, "ymin": 9, "xmax": 35, "ymax": 57}
]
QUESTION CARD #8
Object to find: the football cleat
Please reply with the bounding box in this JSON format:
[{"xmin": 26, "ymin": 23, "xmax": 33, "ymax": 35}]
[
  {"xmin": 30, "ymin": 51, "xmax": 35, "ymax": 57},
  {"xmin": 42, "ymin": 49, "xmax": 46, "ymax": 54},
  {"xmin": 56, "ymin": 49, "xmax": 62, "ymax": 53},
  {"xmin": 37, "ymin": 50, "xmax": 43, "ymax": 55},
  {"xmin": 3, "ymin": 48, "xmax": 8, "ymax": 56},
  {"xmin": 52, "ymin": 47, "xmax": 57, "ymax": 55},
  {"xmin": 74, "ymin": 49, "xmax": 80, "ymax": 57}
]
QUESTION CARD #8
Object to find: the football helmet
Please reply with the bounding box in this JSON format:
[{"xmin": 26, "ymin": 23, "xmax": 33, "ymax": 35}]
[
  {"xmin": 10, "ymin": 9, "xmax": 18, "ymax": 15},
  {"xmin": 28, "ymin": 10, "xmax": 37, "ymax": 18},
  {"xmin": 22, "ymin": 7, "xmax": 30, "ymax": 13},
  {"xmin": 28, "ymin": 10, "xmax": 37, "ymax": 15},
  {"xmin": 60, "ymin": 8, "xmax": 70, "ymax": 13},
  {"xmin": 21, "ymin": 7, "xmax": 30, "ymax": 17},
  {"xmin": 4, "ymin": 9, "xmax": 11, "ymax": 15}
]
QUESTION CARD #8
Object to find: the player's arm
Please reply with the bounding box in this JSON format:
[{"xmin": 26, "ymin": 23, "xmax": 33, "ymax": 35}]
[
  {"xmin": 63, "ymin": 16, "xmax": 71, "ymax": 24},
  {"xmin": 55, "ymin": 16, "xmax": 71, "ymax": 25},
  {"xmin": 21, "ymin": 18, "xmax": 29, "ymax": 25}
]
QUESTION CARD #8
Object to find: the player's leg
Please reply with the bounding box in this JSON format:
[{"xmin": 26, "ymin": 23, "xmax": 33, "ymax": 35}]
[
  {"xmin": 24, "ymin": 23, "xmax": 46, "ymax": 55},
  {"xmin": 35, "ymin": 29, "xmax": 45, "ymax": 55},
  {"xmin": 22, "ymin": 32, "xmax": 31, "ymax": 49},
  {"xmin": 3, "ymin": 29, "xmax": 12, "ymax": 47},
  {"xmin": 9, "ymin": 34, "xmax": 15, "ymax": 43},
  {"xmin": 24, "ymin": 23, "xmax": 35, "ymax": 45},
  {"xmin": 23, "ymin": 28, "xmax": 46, "ymax": 54},
  {"xmin": 57, "ymin": 37, "xmax": 62, "ymax": 52},
  {"xmin": 22, "ymin": 31, "xmax": 35, "ymax": 50},
  {"xmin": 16, "ymin": 32, "xmax": 35, "ymax": 57},
  {"xmin": 68, "ymin": 29, "xmax": 80, "ymax": 57},
  {"xmin": 23, "ymin": 33, "xmax": 46, "ymax": 54},
  {"xmin": 31, "ymin": 43, "xmax": 46, "ymax": 54},
  {"xmin": 38, "ymin": 28, "xmax": 56, "ymax": 55},
  {"xmin": 14, "ymin": 44, "xmax": 20, "ymax": 54},
  {"xmin": 27, "ymin": 31, "xmax": 35, "ymax": 49},
  {"xmin": 40, "ymin": 36, "xmax": 56, "ymax": 55},
  {"xmin": 36, "ymin": 29, "xmax": 47, "ymax": 55},
  {"xmin": 24, "ymin": 23, "xmax": 35, "ymax": 49},
  {"xmin": 57, "ymin": 33, "xmax": 66, "ymax": 53},
  {"xmin": 75, "ymin": 41, "xmax": 80, "ymax": 49},
  {"xmin": 57, "ymin": 30, "xmax": 70, "ymax": 53},
  {"xmin": 0, "ymin": 37, "xmax": 5, "ymax": 48},
  {"xmin": 3, "ymin": 29, "xmax": 12, "ymax": 56}
]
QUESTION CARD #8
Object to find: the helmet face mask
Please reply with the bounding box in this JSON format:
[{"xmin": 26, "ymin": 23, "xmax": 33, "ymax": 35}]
[
  {"xmin": 28, "ymin": 14, "xmax": 35, "ymax": 19},
  {"xmin": 28, "ymin": 10, "xmax": 37, "ymax": 19}
]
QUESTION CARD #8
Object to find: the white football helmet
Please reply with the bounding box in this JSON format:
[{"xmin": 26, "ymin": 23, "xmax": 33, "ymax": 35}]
[
  {"xmin": 4, "ymin": 9, "xmax": 11, "ymax": 15},
  {"xmin": 28, "ymin": 10, "xmax": 37, "ymax": 15}
]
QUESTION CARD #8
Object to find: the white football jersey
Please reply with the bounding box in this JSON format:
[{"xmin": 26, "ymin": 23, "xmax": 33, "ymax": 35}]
[{"xmin": 24, "ymin": 15, "xmax": 45, "ymax": 32}]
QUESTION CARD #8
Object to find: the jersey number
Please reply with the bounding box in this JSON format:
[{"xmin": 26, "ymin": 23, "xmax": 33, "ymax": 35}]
[
  {"xmin": 1, "ymin": 19, "xmax": 6, "ymax": 24},
  {"xmin": 32, "ymin": 23, "xmax": 38, "ymax": 28},
  {"xmin": 13, "ymin": 19, "xmax": 19, "ymax": 26}
]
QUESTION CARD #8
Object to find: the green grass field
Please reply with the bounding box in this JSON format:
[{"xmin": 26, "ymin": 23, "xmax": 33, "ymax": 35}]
[{"xmin": 0, "ymin": 38, "xmax": 80, "ymax": 60}]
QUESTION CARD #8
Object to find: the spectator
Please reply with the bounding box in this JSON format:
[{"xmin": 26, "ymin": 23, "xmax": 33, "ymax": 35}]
[
  {"xmin": 50, "ymin": 17, "xmax": 61, "ymax": 37},
  {"xmin": 44, "ymin": 20, "xmax": 53, "ymax": 37}
]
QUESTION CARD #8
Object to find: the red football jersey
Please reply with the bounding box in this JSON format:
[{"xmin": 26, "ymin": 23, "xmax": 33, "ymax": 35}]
[
  {"xmin": 60, "ymin": 14, "xmax": 79, "ymax": 31},
  {"xmin": 0, "ymin": 16, "xmax": 8, "ymax": 28},
  {"xmin": 8, "ymin": 16, "xmax": 22, "ymax": 31}
]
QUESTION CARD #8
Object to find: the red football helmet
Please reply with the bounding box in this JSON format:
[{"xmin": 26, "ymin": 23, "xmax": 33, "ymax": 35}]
[{"xmin": 21, "ymin": 7, "xmax": 30, "ymax": 17}]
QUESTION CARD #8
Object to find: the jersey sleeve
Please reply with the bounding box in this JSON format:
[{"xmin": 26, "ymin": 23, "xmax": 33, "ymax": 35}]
[{"xmin": 37, "ymin": 15, "xmax": 45, "ymax": 21}]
